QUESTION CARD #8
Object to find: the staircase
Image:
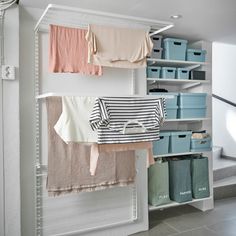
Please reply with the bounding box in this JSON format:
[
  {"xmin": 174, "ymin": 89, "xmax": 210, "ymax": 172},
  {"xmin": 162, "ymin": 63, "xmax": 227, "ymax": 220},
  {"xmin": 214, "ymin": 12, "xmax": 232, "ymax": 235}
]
[{"xmin": 213, "ymin": 146, "xmax": 236, "ymax": 199}]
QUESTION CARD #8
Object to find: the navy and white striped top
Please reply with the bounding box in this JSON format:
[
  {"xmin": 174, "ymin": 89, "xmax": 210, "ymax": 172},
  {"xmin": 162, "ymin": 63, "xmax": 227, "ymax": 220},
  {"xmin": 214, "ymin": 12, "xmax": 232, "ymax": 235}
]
[{"xmin": 89, "ymin": 97, "xmax": 166, "ymax": 144}]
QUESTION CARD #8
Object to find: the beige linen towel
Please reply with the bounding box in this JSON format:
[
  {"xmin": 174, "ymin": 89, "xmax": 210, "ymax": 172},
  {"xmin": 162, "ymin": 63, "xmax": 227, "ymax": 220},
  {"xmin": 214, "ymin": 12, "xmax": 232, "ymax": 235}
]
[
  {"xmin": 46, "ymin": 97, "xmax": 136, "ymax": 196},
  {"xmin": 86, "ymin": 24, "xmax": 153, "ymax": 68}
]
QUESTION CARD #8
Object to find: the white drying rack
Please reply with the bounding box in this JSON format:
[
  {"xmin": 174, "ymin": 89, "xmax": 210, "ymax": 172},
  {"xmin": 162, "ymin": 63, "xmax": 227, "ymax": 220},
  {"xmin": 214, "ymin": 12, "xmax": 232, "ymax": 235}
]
[
  {"xmin": 35, "ymin": 92, "xmax": 174, "ymax": 100},
  {"xmin": 34, "ymin": 4, "xmax": 174, "ymax": 236}
]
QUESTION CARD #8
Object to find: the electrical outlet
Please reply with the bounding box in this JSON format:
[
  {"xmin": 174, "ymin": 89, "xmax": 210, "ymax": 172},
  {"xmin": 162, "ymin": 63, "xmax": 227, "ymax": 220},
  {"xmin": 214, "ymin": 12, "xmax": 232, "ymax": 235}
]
[{"xmin": 1, "ymin": 65, "xmax": 15, "ymax": 80}]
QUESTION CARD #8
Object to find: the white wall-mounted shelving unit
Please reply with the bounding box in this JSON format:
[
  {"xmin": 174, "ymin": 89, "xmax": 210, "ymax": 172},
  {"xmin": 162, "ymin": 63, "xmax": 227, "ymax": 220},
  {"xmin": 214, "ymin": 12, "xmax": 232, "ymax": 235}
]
[{"xmin": 146, "ymin": 40, "xmax": 213, "ymax": 213}]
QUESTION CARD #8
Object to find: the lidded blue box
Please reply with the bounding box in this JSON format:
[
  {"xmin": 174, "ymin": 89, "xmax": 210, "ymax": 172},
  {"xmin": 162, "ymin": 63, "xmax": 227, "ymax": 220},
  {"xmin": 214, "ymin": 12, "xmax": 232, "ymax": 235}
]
[
  {"xmin": 161, "ymin": 67, "xmax": 176, "ymax": 79},
  {"xmin": 153, "ymin": 131, "xmax": 171, "ymax": 155},
  {"xmin": 146, "ymin": 66, "xmax": 161, "ymax": 78},
  {"xmin": 178, "ymin": 106, "xmax": 207, "ymax": 119},
  {"xmin": 169, "ymin": 131, "xmax": 192, "ymax": 153},
  {"xmin": 163, "ymin": 38, "xmax": 188, "ymax": 61},
  {"xmin": 166, "ymin": 106, "xmax": 178, "ymax": 119},
  {"xmin": 187, "ymin": 49, "xmax": 206, "ymax": 62},
  {"xmin": 176, "ymin": 68, "xmax": 189, "ymax": 80},
  {"xmin": 191, "ymin": 137, "xmax": 211, "ymax": 151},
  {"xmin": 150, "ymin": 35, "xmax": 163, "ymax": 48},
  {"xmin": 178, "ymin": 93, "xmax": 207, "ymax": 107}
]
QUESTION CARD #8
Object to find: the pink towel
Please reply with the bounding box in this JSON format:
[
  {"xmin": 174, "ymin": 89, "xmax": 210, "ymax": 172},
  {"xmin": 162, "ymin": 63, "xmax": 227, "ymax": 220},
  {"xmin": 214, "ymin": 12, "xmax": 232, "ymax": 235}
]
[{"xmin": 49, "ymin": 25, "xmax": 102, "ymax": 75}]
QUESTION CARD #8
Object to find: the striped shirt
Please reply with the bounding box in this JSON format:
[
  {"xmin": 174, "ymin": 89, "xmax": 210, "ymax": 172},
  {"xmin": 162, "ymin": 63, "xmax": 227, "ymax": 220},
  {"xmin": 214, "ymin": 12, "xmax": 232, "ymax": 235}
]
[{"xmin": 89, "ymin": 97, "xmax": 166, "ymax": 144}]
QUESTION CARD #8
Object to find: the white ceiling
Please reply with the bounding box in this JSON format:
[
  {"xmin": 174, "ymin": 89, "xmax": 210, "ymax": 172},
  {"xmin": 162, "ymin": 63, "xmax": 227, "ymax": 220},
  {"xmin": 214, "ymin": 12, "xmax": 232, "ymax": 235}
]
[{"xmin": 19, "ymin": 0, "xmax": 236, "ymax": 44}]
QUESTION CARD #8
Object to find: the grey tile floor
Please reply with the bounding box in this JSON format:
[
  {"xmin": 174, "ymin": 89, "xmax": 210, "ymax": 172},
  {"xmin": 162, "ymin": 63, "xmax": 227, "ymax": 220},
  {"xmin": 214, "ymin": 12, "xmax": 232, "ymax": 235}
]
[{"xmin": 132, "ymin": 197, "xmax": 236, "ymax": 236}]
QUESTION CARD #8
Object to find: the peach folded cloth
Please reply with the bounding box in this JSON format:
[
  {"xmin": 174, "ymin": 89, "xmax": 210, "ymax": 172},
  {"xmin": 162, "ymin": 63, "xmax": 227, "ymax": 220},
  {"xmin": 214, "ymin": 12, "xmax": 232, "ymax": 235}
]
[
  {"xmin": 49, "ymin": 24, "xmax": 102, "ymax": 75},
  {"xmin": 86, "ymin": 24, "xmax": 153, "ymax": 68},
  {"xmin": 90, "ymin": 142, "xmax": 155, "ymax": 176},
  {"xmin": 46, "ymin": 97, "xmax": 136, "ymax": 196}
]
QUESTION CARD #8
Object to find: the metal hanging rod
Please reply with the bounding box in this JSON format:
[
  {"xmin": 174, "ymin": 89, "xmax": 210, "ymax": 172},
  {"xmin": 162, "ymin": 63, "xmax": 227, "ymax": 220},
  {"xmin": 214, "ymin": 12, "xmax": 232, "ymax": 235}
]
[
  {"xmin": 34, "ymin": 4, "xmax": 174, "ymax": 34},
  {"xmin": 35, "ymin": 92, "xmax": 174, "ymax": 100}
]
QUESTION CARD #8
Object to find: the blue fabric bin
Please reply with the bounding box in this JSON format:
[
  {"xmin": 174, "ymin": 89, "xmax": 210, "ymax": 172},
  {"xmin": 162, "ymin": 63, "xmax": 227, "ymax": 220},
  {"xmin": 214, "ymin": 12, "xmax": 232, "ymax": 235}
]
[
  {"xmin": 169, "ymin": 131, "xmax": 192, "ymax": 153},
  {"xmin": 169, "ymin": 158, "xmax": 192, "ymax": 203},
  {"xmin": 150, "ymin": 47, "xmax": 163, "ymax": 59},
  {"xmin": 150, "ymin": 35, "xmax": 163, "ymax": 48},
  {"xmin": 163, "ymin": 38, "xmax": 188, "ymax": 61},
  {"xmin": 191, "ymin": 137, "xmax": 211, "ymax": 152},
  {"xmin": 178, "ymin": 106, "xmax": 207, "ymax": 119},
  {"xmin": 187, "ymin": 49, "xmax": 206, "ymax": 62},
  {"xmin": 166, "ymin": 106, "xmax": 178, "ymax": 119},
  {"xmin": 161, "ymin": 67, "xmax": 176, "ymax": 79},
  {"xmin": 176, "ymin": 68, "xmax": 189, "ymax": 80},
  {"xmin": 178, "ymin": 93, "xmax": 207, "ymax": 107},
  {"xmin": 146, "ymin": 66, "xmax": 161, "ymax": 78},
  {"xmin": 153, "ymin": 132, "xmax": 171, "ymax": 155}
]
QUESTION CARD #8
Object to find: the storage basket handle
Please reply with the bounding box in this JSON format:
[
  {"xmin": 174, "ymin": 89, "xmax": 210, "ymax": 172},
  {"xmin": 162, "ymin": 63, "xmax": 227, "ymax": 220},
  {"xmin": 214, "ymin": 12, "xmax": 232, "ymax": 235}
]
[
  {"xmin": 194, "ymin": 52, "xmax": 201, "ymax": 56},
  {"xmin": 200, "ymin": 140, "xmax": 207, "ymax": 144},
  {"xmin": 154, "ymin": 49, "xmax": 160, "ymax": 52},
  {"xmin": 174, "ymin": 42, "xmax": 182, "ymax": 46},
  {"xmin": 153, "ymin": 37, "xmax": 160, "ymax": 41},
  {"xmin": 178, "ymin": 135, "xmax": 186, "ymax": 138},
  {"xmin": 167, "ymin": 69, "xmax": 174, "ymax": 72},
  {"xmin": 122, "ymin": 119, "xmax": 146, "ymax": 134},
  {"xmin": 159, "ymin": 136, "xmax": 164, "ymax": 139},
  {"xmin": 151, "ymin": 69, "xmax": 158, "ymax": 72},
  {"xmin": 181, "ymin": 71, "xmax": 187, "ymax": 73}
]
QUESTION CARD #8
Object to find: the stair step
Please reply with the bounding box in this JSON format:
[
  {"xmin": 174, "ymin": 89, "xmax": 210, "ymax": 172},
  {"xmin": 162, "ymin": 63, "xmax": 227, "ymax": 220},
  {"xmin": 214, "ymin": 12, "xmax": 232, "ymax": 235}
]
[
  {"xmin": 214, "ymin": 176, "xmax": 236, "ymax": 188},
  {"xmin": 214, "ymin": 183, "xmax": 236, "ymax": 200},
  {"xmin": 213, "ymin": 165, "xmax": 236, "ymax": 182}
]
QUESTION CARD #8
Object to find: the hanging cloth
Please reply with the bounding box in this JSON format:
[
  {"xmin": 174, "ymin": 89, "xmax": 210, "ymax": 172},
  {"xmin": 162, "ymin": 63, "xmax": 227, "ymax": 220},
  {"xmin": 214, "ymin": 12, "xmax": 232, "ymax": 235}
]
[
  {"xmin": 49, "ymin": 24, "xmax": 102, "ymax": 75},
  {"xmin": 89, "ymin": 97, "xmax": 166, "ymax": 144},
  {"xmin": 54, "ymin": 96, "xmax": 97, "ymax": 143},
  {"xmin": 86, "ymin": 24, "xmax": 153, "ymax": 68},
  {"xmin": 46, "ymin": 97, "xmax": 136, "ymax": 196}
]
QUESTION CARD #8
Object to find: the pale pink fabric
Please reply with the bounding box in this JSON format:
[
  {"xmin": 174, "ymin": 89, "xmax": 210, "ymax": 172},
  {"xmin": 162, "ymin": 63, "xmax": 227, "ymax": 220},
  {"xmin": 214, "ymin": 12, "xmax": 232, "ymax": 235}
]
[
  {"xmin": 49, "ymin": 25, "xmax": 102, "ymax": 75},
  {"xmin": 90, "ymin": 142, "xmax": 155, "ymax": 175}
]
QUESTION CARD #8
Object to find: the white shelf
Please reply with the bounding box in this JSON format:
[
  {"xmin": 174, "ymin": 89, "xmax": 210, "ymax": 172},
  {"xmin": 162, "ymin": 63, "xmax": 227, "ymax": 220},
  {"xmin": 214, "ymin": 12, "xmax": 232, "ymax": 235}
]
[
  {"xmin": 149, "ymin": 197, "xmax": 212, "ymax": 211},
  {"xmin": 147, "ymin": 58, "xmax": 207, "ymax": 68},
  {"xmin": 165, "ymin": 118, "xmax": 211, "ymax": 122},
  {"xmin": 147, "ymin": 78, "xmax": 210, "ymax": 86},
  {"xmin": 154, "ymin": 150, "xmax": 211, "ymax": 158}
]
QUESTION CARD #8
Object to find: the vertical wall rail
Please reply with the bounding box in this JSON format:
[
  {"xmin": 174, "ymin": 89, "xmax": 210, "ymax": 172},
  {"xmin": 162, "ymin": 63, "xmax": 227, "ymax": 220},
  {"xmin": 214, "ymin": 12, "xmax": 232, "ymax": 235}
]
[
  {"xmin": 0, "ymin": 9, "xmax": 5, "ymax": 236},
  {"xmin": 34, "ymin": 32, "xmax": 42, "ymax": 236}
]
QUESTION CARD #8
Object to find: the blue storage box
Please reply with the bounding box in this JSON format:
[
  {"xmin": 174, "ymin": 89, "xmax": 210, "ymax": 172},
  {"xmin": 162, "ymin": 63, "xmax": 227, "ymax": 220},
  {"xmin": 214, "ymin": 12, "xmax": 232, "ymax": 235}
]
[
  {"xmin": 178, "ymin": 93, "xmax": 207, "ymax": 107},
  {"xmin": 166, "ymin": 106, "xmax": 178, "ymax": 119},
  {"xmin": 153, "ymin": 132, "xmax": 171, "ymax": 155},
  {"xmin": 169, "ymin": 131, "xmax": 192, "ymax": 153},
  {"xmin": 178, "ymin": 106, "xmax": 207, "ymax": 119},
  {"xmin": 146, "ymin": 66, "xmax": 161, "ymax": 78},
  {"xmin": 163, "ymin": 38, "xmax": 188, "ymax": 61},
  {"xmin": 148, "ymin": 92, "xmax": 178, "ymax": 106},
  {"xmin": 150, "ymin": 35, "xmax": 163, "ymax": 48},
  {"xmin": 176, "ymin": 68, "xmax": 189, "ymax": 80},
  {"xmin": 187, "ymin": 49, "xmax": 206, "ymax": 62},
  {"xmin": 191, "ymin": 137, "xmax": 211, "ymax": 152},
  {"xmin": 150, "ymin": 47, "xmax": 163, "ymax": 59},
  {"xmin": 161, "ymin": 67, "xmax": 176, "ymax": 79}
]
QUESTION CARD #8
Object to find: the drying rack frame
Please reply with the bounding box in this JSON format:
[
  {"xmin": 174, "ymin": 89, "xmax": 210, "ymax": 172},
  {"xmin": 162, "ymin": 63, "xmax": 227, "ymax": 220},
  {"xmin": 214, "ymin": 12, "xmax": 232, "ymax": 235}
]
[{"xmin": 34, "ymin": 4, "xmax": 173, "ymax": 236}]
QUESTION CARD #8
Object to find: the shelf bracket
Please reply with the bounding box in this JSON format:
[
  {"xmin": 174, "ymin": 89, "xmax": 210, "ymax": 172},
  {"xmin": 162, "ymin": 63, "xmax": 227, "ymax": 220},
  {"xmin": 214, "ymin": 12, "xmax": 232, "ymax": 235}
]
[{"xmin": 181, "ymin": 82, "xmax": 201, "ymax": 90}]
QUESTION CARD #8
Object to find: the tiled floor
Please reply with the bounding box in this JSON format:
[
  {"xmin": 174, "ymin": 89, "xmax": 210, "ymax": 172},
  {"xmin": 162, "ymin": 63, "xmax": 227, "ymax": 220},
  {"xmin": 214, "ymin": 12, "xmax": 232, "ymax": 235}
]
[{"xmin": 132, "ymin": 197, "xmax": 236, "ymax": 236}]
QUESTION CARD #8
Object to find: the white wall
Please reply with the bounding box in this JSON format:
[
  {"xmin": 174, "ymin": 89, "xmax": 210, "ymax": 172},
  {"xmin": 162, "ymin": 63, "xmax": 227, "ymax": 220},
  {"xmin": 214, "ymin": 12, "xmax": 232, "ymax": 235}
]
[
  {"xmin": 212, "ymin": 42, "xmax": 236, "ymax": 157},
  {"xmin": 0, "ymin": 5, "xmax": 20, "ymax": 236}
]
